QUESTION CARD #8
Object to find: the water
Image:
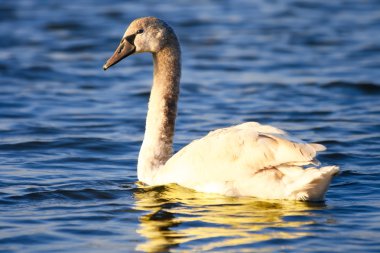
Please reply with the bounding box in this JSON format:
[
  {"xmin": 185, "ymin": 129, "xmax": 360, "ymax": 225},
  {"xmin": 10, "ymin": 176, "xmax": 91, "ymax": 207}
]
[{"xmin": 1, "ymin": 0, "xmax": 380, "ymax": 252}]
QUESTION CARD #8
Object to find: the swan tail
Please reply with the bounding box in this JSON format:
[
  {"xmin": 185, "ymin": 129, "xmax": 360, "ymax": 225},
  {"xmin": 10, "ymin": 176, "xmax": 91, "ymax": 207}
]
[
  {"xmin": 309, "ymin": 143, "xmax": 326, "ymax": 152},
  {"xmin": 285, "ymin": 166, "xmax": 339, "ymax": 201}
]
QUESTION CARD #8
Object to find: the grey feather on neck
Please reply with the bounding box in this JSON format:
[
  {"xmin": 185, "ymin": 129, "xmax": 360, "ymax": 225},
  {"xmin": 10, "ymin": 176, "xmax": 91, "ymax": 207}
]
[{"xmin": 137, "ymin": 32, "xmax": 181, "ymax": 184}]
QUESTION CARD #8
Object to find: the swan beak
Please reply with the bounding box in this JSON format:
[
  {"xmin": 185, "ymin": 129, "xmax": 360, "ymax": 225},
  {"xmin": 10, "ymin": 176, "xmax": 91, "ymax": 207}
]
[{"xmin": 103, "ymin": 40, "xmax": 136, "ymax": 70}]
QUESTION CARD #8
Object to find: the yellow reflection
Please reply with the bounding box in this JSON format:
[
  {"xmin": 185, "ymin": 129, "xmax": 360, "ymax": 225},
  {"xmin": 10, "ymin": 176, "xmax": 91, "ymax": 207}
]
[{"xmin": 134, "ymin": 183, "xmax": 323, "ymax": 252}]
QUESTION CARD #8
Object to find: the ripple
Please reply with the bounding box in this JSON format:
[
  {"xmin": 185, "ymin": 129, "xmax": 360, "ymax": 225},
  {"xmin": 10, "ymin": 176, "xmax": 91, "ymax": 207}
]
[
  {"xmin": 5, "ymin": 188, "xmax": 127, "ymax": 204},
  {"xmin": 44, "ymin": 21, "xmax": 85, "ymax": 31},
  {"xmin": 321, "ymin": 81, "xmax": 380, "ymax": 94}
]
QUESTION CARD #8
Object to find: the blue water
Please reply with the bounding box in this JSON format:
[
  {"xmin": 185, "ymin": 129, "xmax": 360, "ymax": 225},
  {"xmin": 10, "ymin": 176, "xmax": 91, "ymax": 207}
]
[{"xmin": 1, "ymin": 0, "xmax": 380, "ymax": 252}]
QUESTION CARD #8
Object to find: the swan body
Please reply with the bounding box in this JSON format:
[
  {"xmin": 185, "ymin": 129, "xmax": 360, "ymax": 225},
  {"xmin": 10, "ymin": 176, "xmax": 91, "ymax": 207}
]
[{"xmin": 103, "ymin": 17, "xmax": 339, "ymax": 201}]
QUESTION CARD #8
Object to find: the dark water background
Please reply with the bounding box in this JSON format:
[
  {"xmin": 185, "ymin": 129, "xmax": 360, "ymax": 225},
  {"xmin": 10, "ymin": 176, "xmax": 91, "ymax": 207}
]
[{"xmin": 1, "ymin": 0, "xmax": 380, "ymax": 252}]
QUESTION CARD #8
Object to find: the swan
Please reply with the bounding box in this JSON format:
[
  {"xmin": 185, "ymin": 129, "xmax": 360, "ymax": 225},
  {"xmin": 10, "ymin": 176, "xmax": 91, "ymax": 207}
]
[{"xmin": 103, "ymin": 17, "xmax": 339, "ymax": 201}]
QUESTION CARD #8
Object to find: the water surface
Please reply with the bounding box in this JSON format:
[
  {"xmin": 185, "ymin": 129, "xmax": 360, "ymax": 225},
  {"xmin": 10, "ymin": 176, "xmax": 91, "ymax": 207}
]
[{"xmin": 1, "ymin": 0, "xmax": 380, "ymax": 252}]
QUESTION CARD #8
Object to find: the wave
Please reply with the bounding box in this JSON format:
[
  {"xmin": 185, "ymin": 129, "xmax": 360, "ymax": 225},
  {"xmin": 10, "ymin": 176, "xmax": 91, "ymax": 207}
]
[{"xmin": 321, "ymin": 81, "xmax": 380, "ymax": 94}]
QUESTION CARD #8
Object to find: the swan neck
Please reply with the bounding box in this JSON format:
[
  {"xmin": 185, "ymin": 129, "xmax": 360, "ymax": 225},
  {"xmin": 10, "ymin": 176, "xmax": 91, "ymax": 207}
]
[{"xmin": 138, "ymin": 40, "xmax": 181, "ymax": 184}]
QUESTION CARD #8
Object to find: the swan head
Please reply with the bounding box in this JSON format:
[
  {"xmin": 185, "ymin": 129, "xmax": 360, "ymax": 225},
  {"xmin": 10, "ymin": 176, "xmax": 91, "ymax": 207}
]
[{"xmin": 103, "ymin": 17, "xmax": 176, "ymax": 70}]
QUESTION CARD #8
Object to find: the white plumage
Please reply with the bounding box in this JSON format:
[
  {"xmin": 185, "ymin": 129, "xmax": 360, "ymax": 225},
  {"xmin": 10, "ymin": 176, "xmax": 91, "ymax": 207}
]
[
  {"xmin": 157, "ymin": 122, "xmax": 338, "ymax": 201},
  {"xmin": 103, "ymin": 17, "xmax": 339, "ymax": 201}
]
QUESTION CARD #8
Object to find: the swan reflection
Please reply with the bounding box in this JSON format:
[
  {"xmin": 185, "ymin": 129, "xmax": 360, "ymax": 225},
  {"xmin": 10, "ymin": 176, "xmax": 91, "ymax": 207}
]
[{"xmin": 134, "ymin": 183, "xmax": 325, "ymax": 252}]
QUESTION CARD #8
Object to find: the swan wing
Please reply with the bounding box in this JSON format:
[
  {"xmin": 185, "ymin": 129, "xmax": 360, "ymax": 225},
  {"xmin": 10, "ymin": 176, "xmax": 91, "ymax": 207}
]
[{"xmin": 156, "ymin": 122, "xmax": 325, "ymax": 186}]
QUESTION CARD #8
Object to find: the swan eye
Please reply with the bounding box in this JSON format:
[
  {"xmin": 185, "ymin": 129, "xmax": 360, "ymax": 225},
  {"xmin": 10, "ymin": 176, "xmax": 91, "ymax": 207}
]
[{"xmin": 136, "ymin": 29, "xmax": 144, "ymax": 34}]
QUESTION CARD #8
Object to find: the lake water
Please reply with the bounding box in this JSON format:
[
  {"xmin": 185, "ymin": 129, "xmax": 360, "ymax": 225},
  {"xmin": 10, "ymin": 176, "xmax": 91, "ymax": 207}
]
[{"xmin": 1, "ymin": 0, "xmax": 380, "ymax": 252}]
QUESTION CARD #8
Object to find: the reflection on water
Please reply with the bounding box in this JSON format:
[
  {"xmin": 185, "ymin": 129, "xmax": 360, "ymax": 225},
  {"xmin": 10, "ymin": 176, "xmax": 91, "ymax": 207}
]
[{"xmin": 134, "ymin": 184, "xmax": 323, "ymax": 252}]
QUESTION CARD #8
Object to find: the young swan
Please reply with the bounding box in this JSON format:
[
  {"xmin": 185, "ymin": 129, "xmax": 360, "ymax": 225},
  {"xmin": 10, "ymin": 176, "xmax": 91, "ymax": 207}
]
[{"xmin": 103, "ymin": 17, "xmax": 339, "ymax": 201}]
